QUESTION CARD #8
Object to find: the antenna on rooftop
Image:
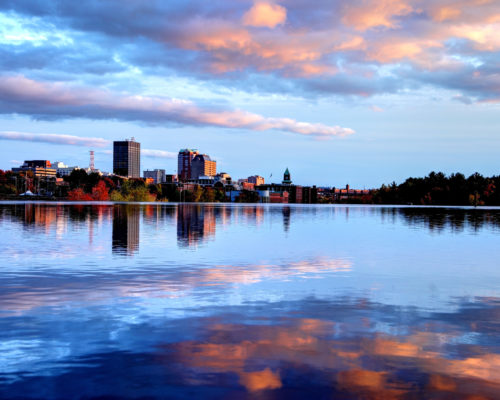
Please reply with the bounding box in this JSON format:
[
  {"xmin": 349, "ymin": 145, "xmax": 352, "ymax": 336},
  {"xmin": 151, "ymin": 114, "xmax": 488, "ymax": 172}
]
[{"xmin": 89, "ymin": 150, "xmax": 95, "ymax": 170}]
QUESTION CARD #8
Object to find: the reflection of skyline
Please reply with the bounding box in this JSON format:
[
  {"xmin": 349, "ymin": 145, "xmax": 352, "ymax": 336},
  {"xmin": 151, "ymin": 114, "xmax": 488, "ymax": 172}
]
[
  {"xmin": 1, "ymin": 205, "xmax": 500, "ymax": 254},
  {"xmin": 112, "ymin": 205, "xmax": 140, "ymax": 255}
]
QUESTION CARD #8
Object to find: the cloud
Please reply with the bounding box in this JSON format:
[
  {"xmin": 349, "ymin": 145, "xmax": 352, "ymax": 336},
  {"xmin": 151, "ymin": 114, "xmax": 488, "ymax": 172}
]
[
  {"xmin": 0, "ymin": 131, "xmax": 178, "ymax": 159},
  {"xmin": 342, "ymin": 0, "xmax": 414, "ymax": 31},
  {"xmin": 142, "ymin": 149, "xmax": 177, "ymax": 159},
  {"xmin": 242, "ymin": 2, "xmax": 287, "ymax": 28},
  {"xmin": 0, "ymin": 0, "xmax": 499, "ymax": 102},
  {"xmin": 0, "ymin": 130, "xmax": 110, "ymax": 147},
  {"xmin": 0, "ymin": 75, "xmax": 354, "ymax": 138}
]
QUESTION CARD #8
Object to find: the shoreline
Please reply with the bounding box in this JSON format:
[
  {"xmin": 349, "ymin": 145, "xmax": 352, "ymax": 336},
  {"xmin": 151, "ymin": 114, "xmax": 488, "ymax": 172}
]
[{"xmin": 0, "ymin": 199, "xmax": 498, "ymax": 209}]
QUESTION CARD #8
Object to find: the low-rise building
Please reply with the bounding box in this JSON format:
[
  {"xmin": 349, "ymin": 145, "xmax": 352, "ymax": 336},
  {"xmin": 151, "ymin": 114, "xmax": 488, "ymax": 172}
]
[
  {"xmin": 143, "ymin": 169, "xmax": 166, "ymax": 184},
  {"xmin": 13, "ymin": 160, "xmax": 57, "ymax": 178},
  {"xmin": 51, "ymin": 161, "xmax": 81, "ymax": 177},
  {"xmin": 215, "ymin": 172, "xmax": 232, "ymax": 185}
]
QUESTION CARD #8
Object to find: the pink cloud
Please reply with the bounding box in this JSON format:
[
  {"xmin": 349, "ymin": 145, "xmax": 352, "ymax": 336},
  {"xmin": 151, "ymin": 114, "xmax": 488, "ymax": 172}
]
[
  {"xmin": 0, "ymin": 131, "xmax": 110, "ymax": 147},
  {"xmin": 0, "ymin": 76, "xmax": 354, "ymax": 138},
  {"xmin": 242, "ymin": 2, "xmax": 287, "ymax": 28},
  {"xmin": 342, "ymin": 0, "xmax": 414, "ymax": 31}
]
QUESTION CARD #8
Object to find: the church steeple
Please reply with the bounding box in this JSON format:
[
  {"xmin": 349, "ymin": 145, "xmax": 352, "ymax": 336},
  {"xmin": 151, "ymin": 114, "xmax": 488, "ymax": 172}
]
[{"xmin": 282, "ymin": 167, "xmax": 292, "ymax": 184}]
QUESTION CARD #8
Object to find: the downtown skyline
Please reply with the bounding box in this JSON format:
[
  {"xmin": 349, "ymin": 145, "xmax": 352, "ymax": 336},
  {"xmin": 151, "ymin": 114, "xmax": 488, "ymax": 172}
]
[{"xmin": 0, "ymin": 0, "xmax": 499, "ymax": 187}]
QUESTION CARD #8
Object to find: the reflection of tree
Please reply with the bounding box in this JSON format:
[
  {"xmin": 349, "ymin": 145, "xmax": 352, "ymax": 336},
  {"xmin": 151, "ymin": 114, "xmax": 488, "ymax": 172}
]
[
  {"xmin": 112, "ymin": 205, "xmax": 140, "ymax": 255},
  {"xmin": 177, "ymin": 204, "xmax": 216, "ymax": 247},
  {"xmin": 396, "ymin": 208, "xmax": 500, "ymax": 233},
  {"xmin": 0, "ymin": 203, "xmax": 111, "ymax": 232}
]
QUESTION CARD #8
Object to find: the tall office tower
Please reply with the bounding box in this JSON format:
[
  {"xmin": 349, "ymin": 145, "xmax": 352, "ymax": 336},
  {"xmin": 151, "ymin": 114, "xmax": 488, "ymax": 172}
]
[
  {"xmin": 191, "ymin": 154, "xmax": 217, "ymax": 179},
  {"xmin": 177, "ymin": 149, "xmax": 199, "ymax": 181},
  {"xmin": 113, "ymin": 138, "xmax": 140, "ymax": 178}
]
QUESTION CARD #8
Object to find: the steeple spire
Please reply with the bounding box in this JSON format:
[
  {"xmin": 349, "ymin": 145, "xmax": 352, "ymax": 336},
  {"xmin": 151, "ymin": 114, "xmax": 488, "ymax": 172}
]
[{"xmin": 282, "ymin": 167, "xmax": 292, "ymax": 184}]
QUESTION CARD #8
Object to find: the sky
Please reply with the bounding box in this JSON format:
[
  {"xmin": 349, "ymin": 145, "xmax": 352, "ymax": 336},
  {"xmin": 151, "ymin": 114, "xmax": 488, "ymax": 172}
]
[{"xmin": 0, "ymin": 0, "xmax": 499, "ymax": 187}]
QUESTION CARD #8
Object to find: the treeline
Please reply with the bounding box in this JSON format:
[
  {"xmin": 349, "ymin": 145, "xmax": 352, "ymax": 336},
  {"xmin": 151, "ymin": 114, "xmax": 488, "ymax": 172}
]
[
  {"xmin": 372, "ymin": 172, "xmax": 500, "ymax": 206},
  {"xmin": 64, "ymin": 169, "xmax": 230, "ymax": 202}
]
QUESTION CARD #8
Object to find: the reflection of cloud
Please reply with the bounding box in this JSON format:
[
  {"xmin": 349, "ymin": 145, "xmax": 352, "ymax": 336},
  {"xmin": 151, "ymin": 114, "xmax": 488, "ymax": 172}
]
[
  {"xmin": 0, "ymin": 257, "xmax": 351, "ymax": 315},
  {"xmin": 238, "ymin": 368, "xmax": 282, "ymax": 392},
  {"xmin": 2, "ymin": 291, "xmax": 500, "ymax": 397},
  {"xmin": 198, "ymin": 258, "xmax": 352, "ymax": 286},
  {"xmin": 172, "ymin": 311, "xmax": 500, "ymax": 396}
]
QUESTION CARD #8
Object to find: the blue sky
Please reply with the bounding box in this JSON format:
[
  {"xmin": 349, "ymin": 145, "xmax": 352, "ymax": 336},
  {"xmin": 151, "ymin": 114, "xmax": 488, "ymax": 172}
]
[{"xmin": 0, "ymin": 0, "xmax": 499, "ymax": 187}]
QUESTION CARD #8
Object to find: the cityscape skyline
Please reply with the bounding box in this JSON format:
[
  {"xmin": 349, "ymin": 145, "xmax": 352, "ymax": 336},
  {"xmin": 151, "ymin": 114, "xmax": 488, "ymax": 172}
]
[{"xmin": 0, "ymin": 1, "xmax": 499, "ymax": 187}]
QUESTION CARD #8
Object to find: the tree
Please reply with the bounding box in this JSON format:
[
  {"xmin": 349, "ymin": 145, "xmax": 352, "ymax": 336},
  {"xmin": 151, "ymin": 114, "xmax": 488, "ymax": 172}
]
[
  {"xmin": 92, "ymin": 181, "xmax": 110, "ymax": 201},
  {"xmin": 67, "ymin": 188, "xmax": 93, "ymax": 201}
]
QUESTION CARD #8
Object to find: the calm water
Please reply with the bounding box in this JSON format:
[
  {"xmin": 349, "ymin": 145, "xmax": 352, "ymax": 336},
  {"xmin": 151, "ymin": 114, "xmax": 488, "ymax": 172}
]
[{"xmin": 0, "ymin": 202, "xmax": 499, "ymax": 399}]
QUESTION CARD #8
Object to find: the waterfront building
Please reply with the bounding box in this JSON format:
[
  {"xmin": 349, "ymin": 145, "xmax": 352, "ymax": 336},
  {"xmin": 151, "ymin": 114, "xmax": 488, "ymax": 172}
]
[
  {"xmin": 177, "ymin": 149, "xmax": 199, "ymax": 181},
  {"xmin": 332, "ymin": 184, "xmax": 371, "ymax": 201},
  {"xmin": 52, "ymin": 162, "xmax": 82, "ymax": 177},
  {"xmin": 191, "ymin": 154, "xmax": 216, "ymax": 179},
  {"xmin": 12, "ymin": 160, "xmax": 57, "ymax": 178},
  {"xmin": 270, "ymin": 191, "xmax": 289, "ymax": 203},
  {"xmin": 113, "ymin": 138, "xmax": 141, "ymax": 178},
  {"xmin": 143, "ymin": 169, "xmax": 166, "ymax": 184},
  {"xmin": 190, "ymin": 175, "xmax": 215, "ymax": 186},
  {"xmin": 165, "ymin": 174, "xmax": 178, "ymax": 183},
  {"xmin": 215, "ymin": 172, "xmax": 231, "ymax": 185},
  {"xmin": 248, "ymin": 175, "xmax": 265, "ymax": 185}
]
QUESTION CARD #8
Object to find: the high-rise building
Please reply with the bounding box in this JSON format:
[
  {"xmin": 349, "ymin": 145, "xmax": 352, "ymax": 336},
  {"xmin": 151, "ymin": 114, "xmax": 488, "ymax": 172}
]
[
  {"xmin": 177, "ymin": 149, "xmax": 198, "ymax": 181},
  {"xmin": 248, "ymin": 175, "xmax": 265, "ymax": 185},
  {"xmin": 191, "ymin": 154, "xmax": 216, "ymax": 179},
  {"xmin": 113, "ymin": 139, "xmax": 140, "ymax": 178}
]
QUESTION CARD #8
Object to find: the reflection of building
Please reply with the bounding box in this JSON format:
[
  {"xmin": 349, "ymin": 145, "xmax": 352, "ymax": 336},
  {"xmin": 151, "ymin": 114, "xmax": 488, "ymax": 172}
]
[
  {"xmin": 143, "ymin": 169, "xmax": 166, "ymax": 184},
  {"xmin": 191, "ymin": 154, "xmax": 216, "ymax": 179},
  {"xmin": 177, "ymin": 204, "xmax": 216, "ymax": 247},
  {"xmin": 282, "ymin": 206, "xmax": 291, "ymax": 232},
  {"xmin": 113, "ymin": 139, "xmax": 141, "ymax": 178},
  {"xmin": 178, "ymin": 149, "xmax": 199, "ymax": 181},
  {"xmin": 112, "ymin": 205, "xmax": 140, "ymax": 254}
]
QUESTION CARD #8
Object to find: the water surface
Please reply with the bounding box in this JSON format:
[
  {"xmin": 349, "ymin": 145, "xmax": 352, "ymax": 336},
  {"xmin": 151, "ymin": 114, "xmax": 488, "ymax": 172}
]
[{"xmin": 0, "ymin": 203, "xmax": 499, "ymax": 399}]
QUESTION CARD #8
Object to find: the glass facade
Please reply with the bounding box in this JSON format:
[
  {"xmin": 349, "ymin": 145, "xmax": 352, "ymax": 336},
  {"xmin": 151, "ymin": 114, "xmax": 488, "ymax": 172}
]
[{"xmin": 113, "ymin": 140, "xmax": 140, "ymax": 178}]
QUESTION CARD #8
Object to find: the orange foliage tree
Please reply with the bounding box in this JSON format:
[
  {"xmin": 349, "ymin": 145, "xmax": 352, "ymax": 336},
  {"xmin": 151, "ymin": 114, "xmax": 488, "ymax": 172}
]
[
  {"xmin": 91, "ymin": 181, "xmax": 109, "ymax": 201},
  {"xmin": 67, "ymin": 188, "xmax": 93, "ymax": 201}
]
